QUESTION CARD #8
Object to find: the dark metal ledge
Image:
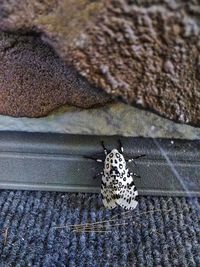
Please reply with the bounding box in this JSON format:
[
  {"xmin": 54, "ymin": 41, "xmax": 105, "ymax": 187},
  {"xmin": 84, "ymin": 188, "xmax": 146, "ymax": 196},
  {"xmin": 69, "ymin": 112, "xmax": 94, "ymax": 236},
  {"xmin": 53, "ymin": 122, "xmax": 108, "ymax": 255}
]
[{"xmin": 0, "ymin": 131, "xmax": 199, "ymax": 196}]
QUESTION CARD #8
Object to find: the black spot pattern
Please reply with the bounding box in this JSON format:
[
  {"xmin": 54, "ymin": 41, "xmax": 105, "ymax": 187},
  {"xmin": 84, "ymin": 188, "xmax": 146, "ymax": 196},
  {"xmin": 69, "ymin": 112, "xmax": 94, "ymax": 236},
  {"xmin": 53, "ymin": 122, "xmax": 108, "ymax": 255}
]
[
  {"xmin": 128, "ymin": 181, "xmax": 134, "ymax": 188},
  {"xmin": 101, "ymin": 149, "xmax": 139, "ymax": 210}
]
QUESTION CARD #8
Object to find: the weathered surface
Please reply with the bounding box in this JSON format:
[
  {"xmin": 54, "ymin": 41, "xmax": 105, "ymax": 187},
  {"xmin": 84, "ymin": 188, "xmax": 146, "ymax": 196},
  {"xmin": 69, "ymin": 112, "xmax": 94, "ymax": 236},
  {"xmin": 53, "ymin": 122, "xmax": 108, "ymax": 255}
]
[
  {"xmin": 0, "ymin": 0, "xmax": 102, "ymax": 56},
  {"xmin": 67, "ymin": 0, "xmax": 200, "ymax": 125},
  {"xmin": 0, "ymin": 0, "xmax": 200, "ymax": 124},
  {"xmin": 0, "ymin": 103, "xmax": 199, "ymax": 140},
  {"xmin": 0, "ymin": 32, "xmax": 111, "ymax": 117}
]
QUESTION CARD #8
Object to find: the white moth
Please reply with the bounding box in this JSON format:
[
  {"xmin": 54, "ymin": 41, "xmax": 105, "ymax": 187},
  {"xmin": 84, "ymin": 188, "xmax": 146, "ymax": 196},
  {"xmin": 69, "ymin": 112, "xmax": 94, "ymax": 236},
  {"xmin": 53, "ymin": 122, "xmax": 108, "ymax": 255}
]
[{"xmin": 86, "ymin": 141, "xmax": 145, "ymax": 210}]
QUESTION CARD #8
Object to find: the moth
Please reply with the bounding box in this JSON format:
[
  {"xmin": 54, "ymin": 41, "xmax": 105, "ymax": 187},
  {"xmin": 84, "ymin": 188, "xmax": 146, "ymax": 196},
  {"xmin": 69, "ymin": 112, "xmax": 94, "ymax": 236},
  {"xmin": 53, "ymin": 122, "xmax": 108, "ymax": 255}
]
[{"xmin": 85, "ymin": 140, "xmax": 145, "ymax": 210}]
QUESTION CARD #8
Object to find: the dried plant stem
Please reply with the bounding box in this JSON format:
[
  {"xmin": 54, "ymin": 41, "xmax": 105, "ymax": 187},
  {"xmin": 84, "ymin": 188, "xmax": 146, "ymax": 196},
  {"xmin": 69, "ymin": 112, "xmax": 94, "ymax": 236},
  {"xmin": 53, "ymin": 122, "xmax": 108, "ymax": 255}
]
[
  {"xmin": 53, "ymin": 207, "xmax": 173, "ymax": 232},
  {"xmin": 110, "ymin": 198, "xmax": 172, "ymax": 220},
  {"xmin": 3, "ymin": 228, "xmax": 9, "ymax": 246},
  {"xmin": 73, "ymin": 229, "xmax": 111, "ymax": 233},
  {"xmin": 73, "ymin": 222, "xmax": 129, "ymax": 231},
  {"xmin": 53, "ymin": 218, "xmax": 125, "ymax": 229}
]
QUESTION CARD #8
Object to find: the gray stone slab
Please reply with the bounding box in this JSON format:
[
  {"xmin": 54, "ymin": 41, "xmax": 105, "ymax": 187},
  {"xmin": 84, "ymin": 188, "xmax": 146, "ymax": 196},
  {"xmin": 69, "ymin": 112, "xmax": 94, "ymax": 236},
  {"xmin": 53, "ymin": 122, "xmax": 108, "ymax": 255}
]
[{"xmin": 0, "ymin": 103, "xmax": 199, "ymax": 139}]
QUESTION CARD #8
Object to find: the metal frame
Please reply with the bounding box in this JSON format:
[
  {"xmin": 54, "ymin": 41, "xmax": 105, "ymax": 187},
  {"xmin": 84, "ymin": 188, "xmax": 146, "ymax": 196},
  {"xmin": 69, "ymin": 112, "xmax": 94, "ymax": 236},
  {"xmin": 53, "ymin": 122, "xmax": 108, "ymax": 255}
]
[{"xmin": 0, "ymin": 131, "xmax": 199, "ymax": 196}]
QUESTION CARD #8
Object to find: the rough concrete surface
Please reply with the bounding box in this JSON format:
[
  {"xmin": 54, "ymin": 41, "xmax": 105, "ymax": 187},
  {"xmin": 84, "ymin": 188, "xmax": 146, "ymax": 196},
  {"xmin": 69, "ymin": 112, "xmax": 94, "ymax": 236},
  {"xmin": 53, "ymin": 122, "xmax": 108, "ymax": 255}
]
[
  {"xmin": 67, "ymin": 0, "xmax": 200, "ymax": 126},
  {"xmin": 0, "ymin": 103, "xmax": 199, "ymax": 140},
  {"xmin": 0, "ymin": 32, "xmax": 111, "ymax": 117},
  {"xmin": 0, "ymin": 0, "xmax": 199, "ymax": 125}
]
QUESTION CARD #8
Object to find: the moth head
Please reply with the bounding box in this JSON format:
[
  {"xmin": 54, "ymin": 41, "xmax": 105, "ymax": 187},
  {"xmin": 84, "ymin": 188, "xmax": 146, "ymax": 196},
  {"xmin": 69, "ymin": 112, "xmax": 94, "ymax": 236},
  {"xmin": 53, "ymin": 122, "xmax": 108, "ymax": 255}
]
[{"xmin": 105, "ymin": 149, "xmax": 126, "ymax": 173}]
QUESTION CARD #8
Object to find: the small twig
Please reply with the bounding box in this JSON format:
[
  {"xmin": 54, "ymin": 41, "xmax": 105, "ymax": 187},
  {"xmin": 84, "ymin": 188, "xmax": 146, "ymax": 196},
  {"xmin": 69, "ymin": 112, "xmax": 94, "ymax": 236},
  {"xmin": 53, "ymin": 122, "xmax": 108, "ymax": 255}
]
[
  {"xmin": 107, "ymin": 198, "xmax": 172, "ymax": 220},
  {"xmin": 3, "ymin": 228, "xmax": 9, "ymax": 246},
  {"xmin": 73, "ymin": 229, "xmax": 111, "ymax": 233},
  {"xmin": 52, "ymin": 204, "xmax": 174, "ymax": 231},
  {"xmin": 139, "ymin": 208, "xmax": 173, "ymax": 216},
  {"xmin": 73, "ymin": 222, "xmax": 129, "ymax": 231},
  {"xmin": 52, "ymin": 218, "xmax": 125, "ymax": 229},
  {"xmin": 110, "ymin": 210, "xmax": 132, "ymax": 219}
]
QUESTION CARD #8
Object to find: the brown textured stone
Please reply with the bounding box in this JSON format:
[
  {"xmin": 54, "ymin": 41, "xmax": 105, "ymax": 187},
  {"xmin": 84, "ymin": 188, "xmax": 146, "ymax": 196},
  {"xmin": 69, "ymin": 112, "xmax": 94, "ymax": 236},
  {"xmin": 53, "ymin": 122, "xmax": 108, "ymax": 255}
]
[
  {"xmin": 0, "ymin": 32, "xmax": 111, "ymax": 117},
  {"xmin": 0, "ymin": 0, "xmax": 102, "ymax": 53},
  {"xmin": 66, "ymin": 0, "xmax": 200, "ymax": 126},
  {"xmin": 0, "ymin": 0, "xmax": 200, "ymax": 124}
]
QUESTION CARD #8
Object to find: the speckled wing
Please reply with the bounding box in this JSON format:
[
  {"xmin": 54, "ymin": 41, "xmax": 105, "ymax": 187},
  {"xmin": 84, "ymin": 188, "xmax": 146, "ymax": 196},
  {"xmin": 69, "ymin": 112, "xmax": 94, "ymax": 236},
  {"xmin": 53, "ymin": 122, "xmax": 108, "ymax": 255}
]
[
  {"xmin": 115, "ymin": 169, "xmax": 138, "ymax": 210},
  {"xmin": 101, "ymin": 174, "xmax": 117, "ymax": 209}
]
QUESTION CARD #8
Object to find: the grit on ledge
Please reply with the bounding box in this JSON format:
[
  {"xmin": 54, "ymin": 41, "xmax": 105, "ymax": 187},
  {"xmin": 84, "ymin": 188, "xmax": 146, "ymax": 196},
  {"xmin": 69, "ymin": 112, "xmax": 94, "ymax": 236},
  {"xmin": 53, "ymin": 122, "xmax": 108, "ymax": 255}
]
[
  {"xmin": 0, "ymin": 0, "xmax": 200, "ymax": 125},
  {"xmin": 0, "ymin": 103, "xmax": 199, "ymax": 140}
]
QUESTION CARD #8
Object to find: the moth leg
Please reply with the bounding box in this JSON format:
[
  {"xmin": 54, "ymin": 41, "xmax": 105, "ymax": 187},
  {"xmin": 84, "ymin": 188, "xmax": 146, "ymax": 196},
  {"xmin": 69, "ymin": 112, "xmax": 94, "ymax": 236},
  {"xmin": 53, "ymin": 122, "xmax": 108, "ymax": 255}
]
[
  {"xmin": 127, "ymin": 154, "xmax": 146, "ymax": 161},
  {"xmin": 101, "ymin": 141, "xmax": 108, "ymax": 155},
  {"xmin": 126, "ymin": 155, "xmax": 145, "ymax": 165},
  {"xmin": 130, "ymin": 172, "xmax": 141, "ymax": 178},
  {"xmin": 84, "ymin": 156, "xmax": 103, "ymax": 163},
  {"xmin": 93, "ymin": 172, "xmax": 103, "ymax": 179},
  {"xmin": 126, "ymin": 159, "xmax": 137, "ymax": 170},
  {"xmin": 118, "ymin": 139, "xmax": 124, "ymax": 154}
]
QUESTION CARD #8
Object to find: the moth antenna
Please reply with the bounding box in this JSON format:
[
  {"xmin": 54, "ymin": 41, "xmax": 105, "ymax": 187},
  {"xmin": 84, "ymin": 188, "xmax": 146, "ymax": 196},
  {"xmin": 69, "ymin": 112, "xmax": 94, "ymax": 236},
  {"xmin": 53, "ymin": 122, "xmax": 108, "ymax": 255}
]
[
  {"xmin": 118, "ymin": 139, "xmax": 124, "ymax": 153},
  {"xmin": 101, "ymin": 141, "xmax": 108, "ymax": 155}
]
